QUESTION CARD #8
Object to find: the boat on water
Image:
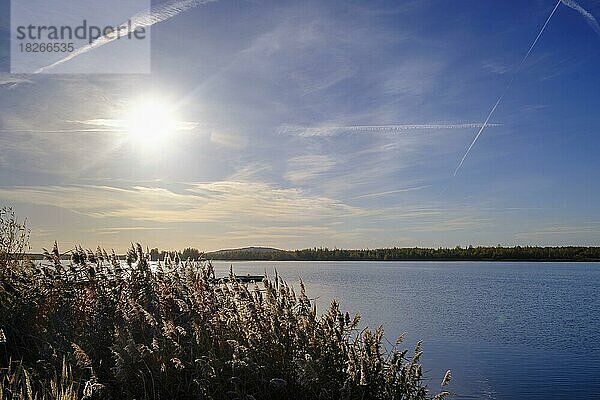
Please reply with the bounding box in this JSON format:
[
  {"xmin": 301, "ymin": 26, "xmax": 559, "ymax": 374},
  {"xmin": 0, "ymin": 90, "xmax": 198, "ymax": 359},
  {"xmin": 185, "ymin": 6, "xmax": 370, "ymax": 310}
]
[{"xmin": 211, "ymin": 274, "xmax": 265, "ymax": 283}]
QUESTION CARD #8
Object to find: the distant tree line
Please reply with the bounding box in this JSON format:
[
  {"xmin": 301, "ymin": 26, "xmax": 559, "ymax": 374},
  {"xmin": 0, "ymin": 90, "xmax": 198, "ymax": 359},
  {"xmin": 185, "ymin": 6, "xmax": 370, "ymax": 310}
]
[
  {"xmin": 204, "ymin": 246, "xmax": 600, "ymax": 262},
  {"xmin": 26, "ymin": 245, "xmax": 600, "ymax": 262},
  {"xmin": 149, "ymin": 247, "xmax": 204, "ymax": 261},
  {"xmin": 27, "ymin": 247, "xmax": 205, "ymax": 262}
]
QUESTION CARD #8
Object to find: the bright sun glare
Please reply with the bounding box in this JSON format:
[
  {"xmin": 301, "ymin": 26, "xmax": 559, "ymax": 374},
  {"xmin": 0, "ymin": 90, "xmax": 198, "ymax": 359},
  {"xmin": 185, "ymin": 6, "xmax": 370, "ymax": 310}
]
[{"xmin": 125, "ymin": 98, "xmax": 178, "ymax": 148}]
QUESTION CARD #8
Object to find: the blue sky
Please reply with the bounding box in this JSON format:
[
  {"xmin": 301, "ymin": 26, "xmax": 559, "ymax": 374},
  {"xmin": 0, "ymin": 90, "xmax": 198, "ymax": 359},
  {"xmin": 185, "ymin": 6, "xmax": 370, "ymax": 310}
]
[{"xmin": 0, "ymin": 0, "xmax": 599, "ymax": 252}]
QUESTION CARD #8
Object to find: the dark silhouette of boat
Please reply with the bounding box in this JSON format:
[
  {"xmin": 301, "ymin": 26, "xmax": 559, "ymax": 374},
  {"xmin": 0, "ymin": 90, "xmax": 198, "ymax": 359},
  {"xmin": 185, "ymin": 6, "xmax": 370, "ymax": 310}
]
[{"xmin": 210, "ymin": 274, "xmax": 265, "ymax": 284}]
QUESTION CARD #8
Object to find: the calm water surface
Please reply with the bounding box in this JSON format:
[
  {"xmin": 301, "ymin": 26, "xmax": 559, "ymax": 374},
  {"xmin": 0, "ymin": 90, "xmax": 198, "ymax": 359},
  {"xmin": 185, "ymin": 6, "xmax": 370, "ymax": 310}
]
[{"xmin": 211, "ymin": 261, "xmax": 600, "ymax": 400}]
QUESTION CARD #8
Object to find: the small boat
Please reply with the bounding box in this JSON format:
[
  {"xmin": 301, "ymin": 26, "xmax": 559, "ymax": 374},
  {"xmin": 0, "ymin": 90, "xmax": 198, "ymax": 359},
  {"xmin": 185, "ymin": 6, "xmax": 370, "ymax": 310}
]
[
  {"xmin": 234, "ymin": 274, "xmax": 265, "ymax": 283},
  {"xmin": 211, "ymin": 274, "xmax": 265, "ymax": 283}
]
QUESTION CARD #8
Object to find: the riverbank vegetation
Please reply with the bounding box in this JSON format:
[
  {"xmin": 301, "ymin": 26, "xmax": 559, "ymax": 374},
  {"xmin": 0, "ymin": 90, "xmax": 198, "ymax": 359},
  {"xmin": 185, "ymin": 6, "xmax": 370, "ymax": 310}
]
[{"xmin": 0, "ymin": 208, "xmax": 450, "ymax": 399}]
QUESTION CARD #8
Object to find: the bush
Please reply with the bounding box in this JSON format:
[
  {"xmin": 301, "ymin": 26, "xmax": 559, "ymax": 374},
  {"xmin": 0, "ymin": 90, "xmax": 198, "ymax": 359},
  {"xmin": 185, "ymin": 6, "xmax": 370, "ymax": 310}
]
[
  {"xmin": 0, "ymin": 206, "xmax": 30, "ymax": 271},
  {"xmin": 0, "ymin": 211, "xmax": 450, "ymax": 399}
]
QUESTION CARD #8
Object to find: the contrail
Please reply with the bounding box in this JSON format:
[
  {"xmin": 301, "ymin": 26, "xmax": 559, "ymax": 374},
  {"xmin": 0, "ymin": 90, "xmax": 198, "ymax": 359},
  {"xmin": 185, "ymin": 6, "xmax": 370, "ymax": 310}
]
[
  {"xmin": 279, "ymin": 123, "xmax": 502, "ymax": 137},
  {"xmin": 35, "ymin": 0, "xmax": 216, "ymax": 74},
  {"xmin": 561, "ymin": 0, "xmax": 600, "ymax": 37},
  {"xmin": 352, "ymin": 185, "xmax": 431, "ymax": 199},
  {"xmin": 453, "ymin": 0, "xmax": 563, "ymax": 176}
]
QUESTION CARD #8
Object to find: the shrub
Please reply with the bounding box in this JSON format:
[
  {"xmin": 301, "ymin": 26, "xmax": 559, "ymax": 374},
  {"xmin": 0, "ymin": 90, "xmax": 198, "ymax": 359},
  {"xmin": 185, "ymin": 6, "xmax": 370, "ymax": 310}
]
[{"xmin": 0, "ymin": 206, "xmax": 30, "ymax": 271}]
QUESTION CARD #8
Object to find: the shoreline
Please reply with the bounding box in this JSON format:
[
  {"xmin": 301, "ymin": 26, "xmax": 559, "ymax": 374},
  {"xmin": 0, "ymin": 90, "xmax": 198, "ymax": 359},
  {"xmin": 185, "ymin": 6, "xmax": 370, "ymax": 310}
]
[{"xmin": 207, "ymin": 258, "xmax": 600, "ymax": 263}]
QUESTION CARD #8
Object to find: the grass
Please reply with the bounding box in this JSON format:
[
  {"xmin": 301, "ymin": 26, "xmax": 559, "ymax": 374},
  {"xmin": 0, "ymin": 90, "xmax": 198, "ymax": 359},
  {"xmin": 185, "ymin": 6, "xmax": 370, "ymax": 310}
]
[{"xmin": 0, "ymin": 207, "xmax": 451, "ymax": 399}]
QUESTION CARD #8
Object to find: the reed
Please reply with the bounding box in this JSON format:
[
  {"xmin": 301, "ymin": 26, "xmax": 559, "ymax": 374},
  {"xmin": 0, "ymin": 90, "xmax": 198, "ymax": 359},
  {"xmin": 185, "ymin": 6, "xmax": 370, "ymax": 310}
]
[{"xmin": 0, "ymin": 209, "xmax": 450, "ymax": 399}]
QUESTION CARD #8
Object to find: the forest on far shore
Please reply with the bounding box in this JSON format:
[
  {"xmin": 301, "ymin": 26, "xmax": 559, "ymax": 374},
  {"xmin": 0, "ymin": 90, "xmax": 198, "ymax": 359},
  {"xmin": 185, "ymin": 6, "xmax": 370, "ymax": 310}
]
[{"xmin": 201, "ymin": 246, "xmax": 600, "ymax": 262}]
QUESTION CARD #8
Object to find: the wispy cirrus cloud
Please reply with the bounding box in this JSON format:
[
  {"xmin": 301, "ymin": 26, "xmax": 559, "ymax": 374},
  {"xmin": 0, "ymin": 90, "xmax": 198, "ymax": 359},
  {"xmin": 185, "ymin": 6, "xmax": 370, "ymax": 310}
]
[
  {"xmin": 0, "ymin": 74, "xmax": 33, "ymax": 88},
  {"xmin": 219, "ymin": 225, "xmax": 343, "ymax": 242},
  {"xmin": 70, "ymin": 118, "xmax": 199, "ymax": 132},
  {"xmin": 91, "ymin": 226, "xmax": 170, "ymax": 235},
  {"xmin": 0, "ymin": 182, "xmax": 364, "ymax": 224},
  {"xmin": 481, "ymin": 61, "xmax": 511, "ymax": 75},
  {"xmin": 515, "ymin": 222, "xmax": 600, "ymax": 243},
  {"xmin": 285, "ymin": 155, "xmax": 336, "ymax": 183},
  {"xmin": 278, "ymin": 123, "xmax": 502, "ymax": 137},
  {"xmin": 209, "ymin": 131, "xmax": 249, "ymax": 149},
  {"xmin": 0, "ymin": 128, "xmax": 114, "ymax": 134},
  {"xmin": 0, "ymin": 118, "xmax": 199, "ymax": 135}
]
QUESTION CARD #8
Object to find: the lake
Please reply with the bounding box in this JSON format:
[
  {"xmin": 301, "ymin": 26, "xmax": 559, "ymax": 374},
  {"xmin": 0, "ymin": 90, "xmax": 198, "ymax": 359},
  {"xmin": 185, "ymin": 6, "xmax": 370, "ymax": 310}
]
[{"xmin": 211, "ymin": 261, "xmax": 600, "ymax": 400}]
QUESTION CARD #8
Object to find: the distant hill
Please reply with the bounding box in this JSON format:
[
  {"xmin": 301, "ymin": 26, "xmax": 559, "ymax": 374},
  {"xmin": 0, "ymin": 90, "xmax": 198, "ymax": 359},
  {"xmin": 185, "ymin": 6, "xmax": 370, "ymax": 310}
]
[
  {"xmin": 205, "ymin": 247, "xmax": 284, "ymax": 260},
  {"xmin": 210, "ymin": 246, "xmax": 281, "ymax": 254}
]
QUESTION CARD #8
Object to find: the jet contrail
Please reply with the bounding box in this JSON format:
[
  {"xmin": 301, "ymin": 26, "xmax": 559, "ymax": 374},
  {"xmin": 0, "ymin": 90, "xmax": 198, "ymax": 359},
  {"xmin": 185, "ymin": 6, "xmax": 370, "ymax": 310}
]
[
  {"xmin": 35, "ymin": 0, "xmax": 216, "ymax": 74},
  {"xmin": 279, "ymin": 123, "xmax": 502, "ymax": 137},
  {"xmin": 352, "ymin": 185, "xmax": 432, "ymax": 199},
  {"xmin": 561, "ymin": 0, "xmax": 600, "ymax": 37},
  {"xmin": 453, "ymin": 0, "xmax": 563, "ymax": 176}
]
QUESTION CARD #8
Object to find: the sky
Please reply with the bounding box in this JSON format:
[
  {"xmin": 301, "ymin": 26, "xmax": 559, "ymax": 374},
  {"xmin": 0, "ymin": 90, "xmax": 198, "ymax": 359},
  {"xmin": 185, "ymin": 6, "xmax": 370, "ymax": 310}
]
[{"xmin": 1, "ymin": 0, "xmax": 600, "ymax": 252}]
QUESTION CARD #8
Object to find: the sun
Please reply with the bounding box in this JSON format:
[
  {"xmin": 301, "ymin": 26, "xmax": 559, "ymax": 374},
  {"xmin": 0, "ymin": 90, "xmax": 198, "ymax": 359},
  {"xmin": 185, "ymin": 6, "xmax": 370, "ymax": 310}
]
[{"xmin": 124, "ymin": 98, "xmax": 178, "ymax": 148}]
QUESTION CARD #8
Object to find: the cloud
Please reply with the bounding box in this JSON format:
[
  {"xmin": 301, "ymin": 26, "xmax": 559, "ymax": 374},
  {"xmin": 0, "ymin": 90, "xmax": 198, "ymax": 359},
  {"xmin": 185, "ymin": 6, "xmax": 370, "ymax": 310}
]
[
  {"xmin": 0, "ymin": 74, "xmax": 33, "ymax": 87},
  {"xmin": 515, "ymin": 222, "xmax": 600, "ymax": 243},
  {"xmin": 219, "ymin": 225, "xmax": 342, "ymax": 242},
  {"xmin": 68, "ymin": 119, "xmax": 125, "ymax": 129},
  {"xmin": 0, "ymin": 128, "xmax": 112, "ymax": 134},
  {"xmin": 285, "ymin": 155, "xmax": 336, "ymax": 183},
  {"xmin": 481, "ymin": 61, "xmax": 510, "ymax": 75},
  {"xmin": 71, "ymin": 118, "xmax": 199, "ymax": 132},
  {"xmin": 91, "ymin": 226, "xmax": 170, "ymax": 235},
  {"xmin": 0, "ymin": 182, "xmax": 363, "ymax": 224},
  {"xmin": 407, "ymin": 216, "xmax": 492, "ymax": 233},
  {"xmin": 236, "ymin": 15, "xmax": 362, "ymax": 93},
  {"xmin": 35, "ymin": 0, "xmax": 218, "ymax": 73},
  {"xmin": 379, "ymin": 56, "xmax": 444, "ymax": 96},
  {"xmin": 209, "ymin": 131, "xmax": 248, "ymax": 149},
  {"xmin": 0, "ymin": 118, "xmax": 199, "ymax": 135},
  {"xmin": 278, "ymin": 123, "xmax": 502, "ymax": 137}
]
